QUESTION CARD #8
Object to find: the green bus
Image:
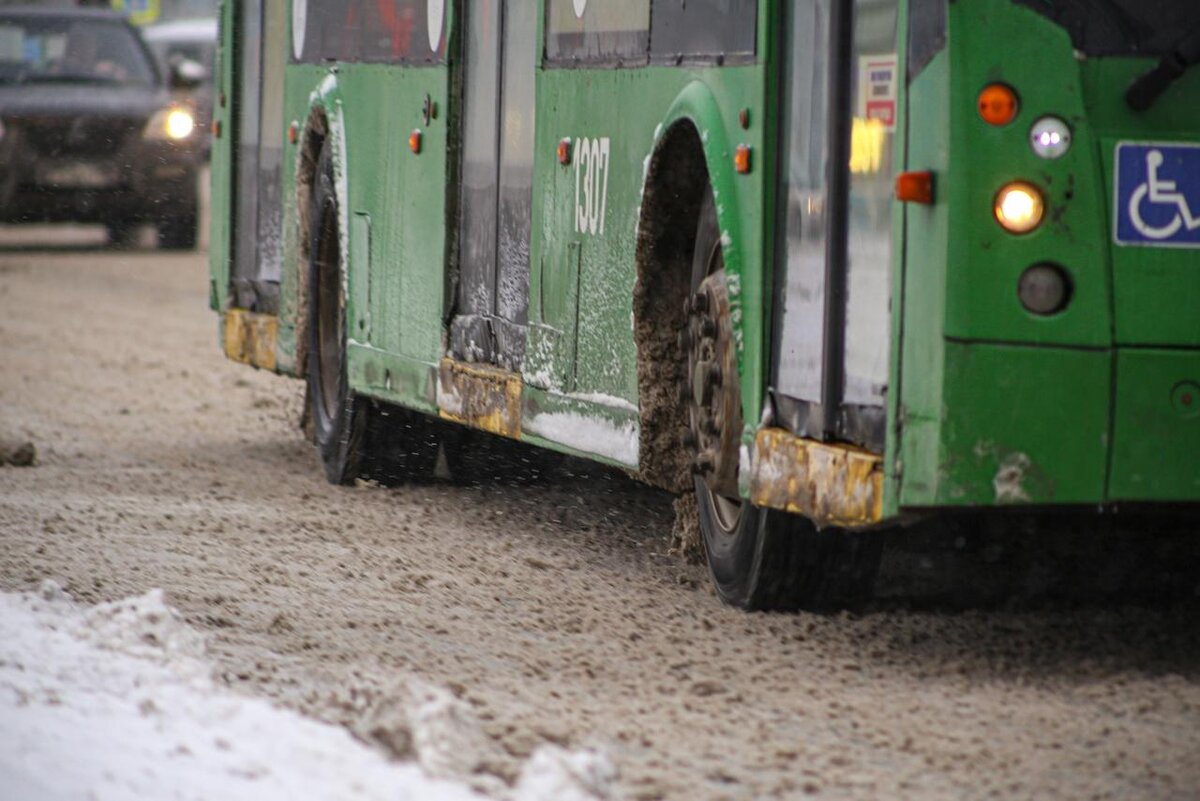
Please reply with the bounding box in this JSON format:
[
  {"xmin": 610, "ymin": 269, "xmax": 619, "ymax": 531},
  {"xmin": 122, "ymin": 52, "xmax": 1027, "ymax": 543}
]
[{"xmin": 210, "ymin": 0, "xmax": 1200, "ymax": 610}]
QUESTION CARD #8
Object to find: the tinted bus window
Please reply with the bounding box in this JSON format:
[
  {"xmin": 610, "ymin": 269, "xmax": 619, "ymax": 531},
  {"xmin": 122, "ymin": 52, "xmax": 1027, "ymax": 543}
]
[
  {"xmin": 649, "ymin": 0, "xmax": 756, "ymax": 59},
  {"xmin": 544, "ymin": 0, "xmax": 649, "ymax": 62},
  {"xmin": 294, "ymin": 0, "xmax": 446, "ymax": 64}
]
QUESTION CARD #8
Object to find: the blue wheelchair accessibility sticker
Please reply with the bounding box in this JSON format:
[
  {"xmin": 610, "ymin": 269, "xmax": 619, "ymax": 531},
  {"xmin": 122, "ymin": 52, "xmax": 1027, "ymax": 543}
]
[{"xmin": 1115, "ymin": 142, "xmax": 1200, "ymax": 248}]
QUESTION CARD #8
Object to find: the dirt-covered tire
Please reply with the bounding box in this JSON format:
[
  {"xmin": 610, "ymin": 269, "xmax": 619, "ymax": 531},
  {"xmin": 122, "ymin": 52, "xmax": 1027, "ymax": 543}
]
[
  {"xmin": 687, "ymin": 188, "xmax": 881, "ymax": 611},
  {"xmin": 157, "ymin": 213, "xmax": 197, "ymax": 250},
  {"xmin": 305, "ymin": 141, "xmax": 438, "ymax": 485}
]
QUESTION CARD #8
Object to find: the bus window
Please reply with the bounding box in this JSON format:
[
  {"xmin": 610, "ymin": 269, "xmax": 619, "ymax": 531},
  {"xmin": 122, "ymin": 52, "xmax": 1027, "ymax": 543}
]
[
  {"xmin": 294, "ymin": 0, "xmax": 445, "ymax": 64},
  {"xmin": 544, "ymin": 0, "xmax": 649, "ymax": 63},
  {"xmin": 842, "ymin": 0, "xmax": 898, "ymax": 410},
  {"xmin": 649, "ymin": 0, "xmax": 756, "ymax": 59}
]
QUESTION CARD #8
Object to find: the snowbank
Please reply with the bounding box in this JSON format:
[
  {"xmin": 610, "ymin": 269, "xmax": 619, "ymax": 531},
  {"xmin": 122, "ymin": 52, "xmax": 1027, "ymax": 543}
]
[{"xmin": 0, "ymin": 583, "xmax": 613, "ymax": 801}]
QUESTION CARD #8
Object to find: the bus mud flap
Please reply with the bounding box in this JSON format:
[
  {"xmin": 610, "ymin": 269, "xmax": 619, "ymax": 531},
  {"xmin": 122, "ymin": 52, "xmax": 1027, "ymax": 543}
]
[
  {"xmin": 223, "ymin": 309, "xmax": 278, "ymax": 372},
  {"xmin": 436, "ymin": 358, "xmax": 522, "ymax": 439},
  {"xmin": 749, "ymin": 428, "xmax": 883, "ymax": 528}
]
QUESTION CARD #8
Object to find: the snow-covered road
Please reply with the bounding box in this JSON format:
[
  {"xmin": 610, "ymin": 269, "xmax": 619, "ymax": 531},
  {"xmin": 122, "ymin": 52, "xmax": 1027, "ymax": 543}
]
[
  {"xmin": 0, "ymin": 582, "xmax": 610, "ymax": 801},
  {"xmin": 2, "ymin": 237, "xmax": 1199, "ymax": 800}
]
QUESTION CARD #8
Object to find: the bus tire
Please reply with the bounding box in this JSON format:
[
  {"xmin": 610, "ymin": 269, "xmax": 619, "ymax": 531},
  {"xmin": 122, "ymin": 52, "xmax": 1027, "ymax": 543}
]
[
  {"xmin": 687, "ymin": 188, "xmax": 880, "ymax": 611},
  {"xmin": 305, "ymin": 142, "xmax": 438, "ymax": 485}
]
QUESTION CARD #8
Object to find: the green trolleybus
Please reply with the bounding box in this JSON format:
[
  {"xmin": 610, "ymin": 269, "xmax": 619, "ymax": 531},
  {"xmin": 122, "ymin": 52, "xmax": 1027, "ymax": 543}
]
[{"xmin": 210, "ymin": 0, "xmax": 1200, "ymax": 610}]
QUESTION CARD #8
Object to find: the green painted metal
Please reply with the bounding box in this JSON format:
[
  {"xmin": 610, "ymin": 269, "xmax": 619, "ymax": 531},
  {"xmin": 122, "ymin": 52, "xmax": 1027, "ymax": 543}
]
[
  {"xmin": 210, "ymin": 0, "xmax": 1200, "ymax": 518},
  {"xmin": 1109, "ymin": 349, "xmax": 1200, "ymax": 500},
  {"xmin": 895, "ymin": 0, "xmax": 1200, "ymax": 510}
]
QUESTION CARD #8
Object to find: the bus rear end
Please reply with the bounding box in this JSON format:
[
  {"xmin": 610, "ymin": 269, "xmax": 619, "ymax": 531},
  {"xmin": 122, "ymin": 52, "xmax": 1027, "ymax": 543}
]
[{"xmin": 895, "ymin": 0, "xmax": 1200, "ymax": 509}]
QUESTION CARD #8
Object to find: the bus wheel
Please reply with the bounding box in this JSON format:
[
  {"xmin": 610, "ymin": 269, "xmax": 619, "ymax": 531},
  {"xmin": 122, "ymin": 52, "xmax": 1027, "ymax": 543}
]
[
  {"xmin": 683, "ymin": 189, "xmax": 880, "ymax": 611},
  {"xmin": 305, "ymin": 142, "xmax": 439, "ymax": 485}
]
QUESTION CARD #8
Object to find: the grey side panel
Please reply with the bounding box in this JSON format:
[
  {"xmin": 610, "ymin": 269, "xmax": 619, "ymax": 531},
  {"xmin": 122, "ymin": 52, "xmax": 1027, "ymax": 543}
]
[
  {"xmin": 453, "ymin": 0, "xmax": 502, "ymax": 362},
  {"xmin": 774, "ymin": 0, "xmax": 831, "ymax": 406},
  {"xmin": 232, "ymin": 0, "xmax": 262, "ymax": 309},
  {"xmin": 842, "ymin": 0, "xmax": 897, "ymax": 406},
  {"xmin": 232, "ymin": 0, "xmax": 285, "ymax": 313},
  {"xmin": 493, "ymin": 0, "xmax": 537, "ymax": 370}
]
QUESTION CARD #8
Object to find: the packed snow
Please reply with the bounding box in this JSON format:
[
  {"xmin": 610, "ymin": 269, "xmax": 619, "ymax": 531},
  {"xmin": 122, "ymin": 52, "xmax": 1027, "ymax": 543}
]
[{"xmin": 0, "ymin": 583, "xmax": 613, "ymax": 801}]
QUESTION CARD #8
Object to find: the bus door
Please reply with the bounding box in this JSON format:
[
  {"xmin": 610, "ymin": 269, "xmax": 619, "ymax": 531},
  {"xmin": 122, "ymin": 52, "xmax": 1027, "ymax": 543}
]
[
  {"xmin": 451, "ymin": 0, "xmax": 537, "ymax": 371},
  {"xmin": 771, "ymin": 0, "xmax": 898, "ymax": 452},
  {"xmin": 230, "ymin": 0, "xmax": 285, "ymax": 313}
]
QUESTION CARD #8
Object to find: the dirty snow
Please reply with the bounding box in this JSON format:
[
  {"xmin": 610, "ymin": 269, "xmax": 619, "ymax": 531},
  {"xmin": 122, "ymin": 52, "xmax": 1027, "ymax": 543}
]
[
  {"xmin": 524, "ymin": 411, "xmax": 639, "ymax": 467},
  {"xmin": 0, "ymin": 583, "xmax": 612, "ymax": 801}
]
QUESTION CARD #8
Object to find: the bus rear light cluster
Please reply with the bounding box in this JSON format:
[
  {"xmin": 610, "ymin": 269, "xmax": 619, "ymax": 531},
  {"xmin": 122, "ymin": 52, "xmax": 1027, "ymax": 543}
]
[
  {"xmin": 1018, "ymin": 263, "xmax": 1072, "ymax": 316},
  {"xmin": 1030, "ymin": 116, "xmax": 1071, "ymax": 159},
  {"xmin": 978, "ymin": 83, "xmax": 1019, "ymax": 126},
  {"xmin": 994, "ymin": 181, "xmax": 1044, "ymax": 233},
  {"xmin": 557, "ymin": 137, "xmax": 572, "ymax": 165},
  {"xmin": 409, "ymin": 129, "xmax": 422, "ymax": 155}
]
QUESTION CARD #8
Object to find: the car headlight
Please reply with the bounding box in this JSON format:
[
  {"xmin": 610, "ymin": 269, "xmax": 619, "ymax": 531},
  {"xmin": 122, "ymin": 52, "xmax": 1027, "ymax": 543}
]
[{"xmin": 144, "ymin": 107, "xmax": 196, "ymax": 141}]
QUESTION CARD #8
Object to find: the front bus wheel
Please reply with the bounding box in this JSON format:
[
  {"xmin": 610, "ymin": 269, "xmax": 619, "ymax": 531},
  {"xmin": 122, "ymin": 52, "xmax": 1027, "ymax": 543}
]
[
  {"xmin": 306, "ymin": 142, "xmax": 439, "ymax": 485},
  {"xmin": 683, "ymin": 189, "xmax": 881, "ymax": 611}
]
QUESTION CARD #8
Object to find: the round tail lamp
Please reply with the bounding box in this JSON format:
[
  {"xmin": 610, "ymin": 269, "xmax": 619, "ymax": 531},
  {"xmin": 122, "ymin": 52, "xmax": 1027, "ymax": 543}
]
[
  {"xmin": 1018, "ymin": 263, "xmax": 1072, "ymax": 316},
  {"xmin": 978, "ymin": 83, "xmax": 1019, "ymax": 126},
  {"xmin": 994, "ymin": 181, "xmax": 1044, "ymax": 234}
]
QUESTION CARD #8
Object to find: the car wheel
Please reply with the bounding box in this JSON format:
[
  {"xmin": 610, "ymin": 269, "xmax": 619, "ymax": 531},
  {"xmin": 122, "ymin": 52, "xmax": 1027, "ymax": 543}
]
[
  {"xmin": 305, "ymin": 141, "xmax": 439, "ymax": 485},
  {"xmin": 105, "ymin": 220, "xmax": 140, "ymax": 249},
  {"xmin": 157, "ymin": 213, "xmax": 197, "ymax": 250},
  {"xmin": 684, "ymin": 188, "xmax": 882, "ymax": 611}
]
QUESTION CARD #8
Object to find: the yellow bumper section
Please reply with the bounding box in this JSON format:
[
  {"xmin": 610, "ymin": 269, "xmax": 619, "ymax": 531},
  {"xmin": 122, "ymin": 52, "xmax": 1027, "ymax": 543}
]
[{"xmin": 749, "ymin": 428, "xmax": 884, "ymax": 528}]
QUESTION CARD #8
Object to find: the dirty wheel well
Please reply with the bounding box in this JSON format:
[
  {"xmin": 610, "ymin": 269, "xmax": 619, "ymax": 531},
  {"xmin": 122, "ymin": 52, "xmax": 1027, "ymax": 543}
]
[
  {"xmin": 294, "ymin": 110, "xmax": 329, "ymax": 379},
  {"xmin": 633, "ymin": 121, "xmax": 709, "ymax": 494}
]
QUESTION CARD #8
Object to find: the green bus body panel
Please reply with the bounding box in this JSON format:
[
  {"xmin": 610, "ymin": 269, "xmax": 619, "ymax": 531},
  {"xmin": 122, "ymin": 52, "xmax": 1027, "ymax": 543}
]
[
  {"xmin": 943, "ymin": 2, "xmax": 1110, "ymax": 347},
  {"xmin": 210, "ymin": 0, "xmax": 1200, "ymax": 514},
  {"xmin": 529, "ymin": 68, "xmax": 766, "ymax": 421},
  {"xmin": 897, "ymin": 0, "xmax": 1200, "ymax": 509},
  {"xmin": 914, "ymin": 342, "xmax": 1110, "ymax": 506},
  {"xmin": 1110, "ymin": 349, "xmax": 1200, "ymax": 501}
]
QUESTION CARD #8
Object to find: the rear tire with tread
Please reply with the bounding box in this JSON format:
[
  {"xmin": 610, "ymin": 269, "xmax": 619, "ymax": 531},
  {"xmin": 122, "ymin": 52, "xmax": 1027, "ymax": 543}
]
[
  {"xmin": 688, "ymin": 187, "xmax": 881, "ymax": 611},
  {"xmin": 305, "ymin": 141, "xmax": 438, "ymax": 485}
]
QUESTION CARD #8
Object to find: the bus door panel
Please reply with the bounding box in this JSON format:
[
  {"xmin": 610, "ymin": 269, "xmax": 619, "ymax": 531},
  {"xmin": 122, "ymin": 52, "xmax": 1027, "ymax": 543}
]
[
  {"xmin": 231, "ymin": 0, "xmax": 286, "ymax": 313},
  {"xmin": 772, "ymin": 0, "xmax": 832, "ymax": 433},
  {"xmin": 772, "ymin": 0, "xmax": 896, "ymax": 451},
  {"xmin": 453, "ymin": 0, "xmax": 536, "ymax": 371}
]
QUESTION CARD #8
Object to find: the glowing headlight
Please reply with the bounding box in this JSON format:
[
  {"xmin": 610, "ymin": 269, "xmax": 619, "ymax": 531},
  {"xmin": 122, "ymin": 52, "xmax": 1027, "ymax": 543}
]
[
  {"xmin": 144, "ymin": 107, "xmax": 195, "ymax": 141},
  {"xmin": 165, "ymin": 109, "xmax": 195, "ymax": 140},
  {"xmin": 1030, "ymin": 116, "xmax": 1071, "ymax": 159},
  {"xmin": 994, "ymin": 182, "xmax": 1044, "ymax": 234}
]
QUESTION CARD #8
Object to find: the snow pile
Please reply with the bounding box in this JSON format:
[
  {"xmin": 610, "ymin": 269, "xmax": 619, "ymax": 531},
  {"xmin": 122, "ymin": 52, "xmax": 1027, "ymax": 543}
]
[
  {"xmin": 514, "ymin": 746, "xmax": 616, "ymax": 801},
  {"xmin": 0, "ymin": 583, "xmax": 615, "ymax": 801}
]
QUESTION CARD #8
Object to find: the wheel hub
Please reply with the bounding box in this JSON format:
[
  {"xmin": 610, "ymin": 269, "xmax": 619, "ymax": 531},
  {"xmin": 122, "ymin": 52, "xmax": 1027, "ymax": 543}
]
[{"xmin": 681, "ymin": 268, "xmax": 743, "ymax": 501}]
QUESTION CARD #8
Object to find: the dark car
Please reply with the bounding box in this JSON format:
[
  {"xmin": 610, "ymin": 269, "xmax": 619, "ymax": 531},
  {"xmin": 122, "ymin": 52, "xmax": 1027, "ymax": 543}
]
[
  {"xmin": 0, "ymin": 7, "xmax": 203, "ymax": 249},
  {"xmin": 142, "ymin": 17, "xmax": 215, "ymax": 157}
]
